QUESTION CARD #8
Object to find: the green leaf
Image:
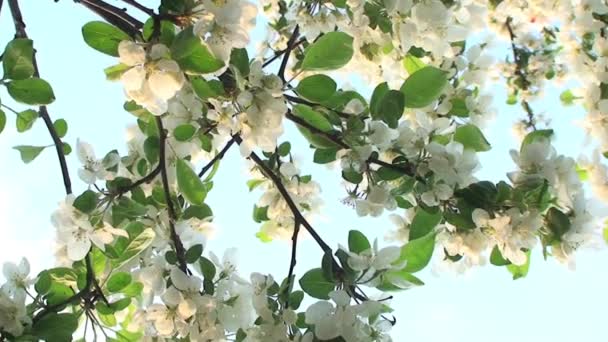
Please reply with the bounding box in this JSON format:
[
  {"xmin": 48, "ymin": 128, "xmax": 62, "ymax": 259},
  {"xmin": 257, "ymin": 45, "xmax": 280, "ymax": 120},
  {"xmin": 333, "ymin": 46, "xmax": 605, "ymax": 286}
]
[
  {"xmin": 507, "ymin": 250, "xmax": 531, "ymax": 280},
  {"xmin": 82, "ymin": 21, "xmax": 130, "ymax": 57},
  {"xmin": 230, "ymin": 48, "xmax": 250, "ymax": 76},
  {"xmin": 191, "ymin": 77, "xmax": 223, "ymax": 99},
  {"xmin": 7, "ymin": 78, "xmax": 55, "ymax": 105},
  {"xmin": 174, "ymin": 124, "xmax": 197, "ymax": 141},
  {"xmin": 107, "ymin": 272, "xmax": 132, "ymax": 293},
  {"xmin": 378, "ymin": 90, "xmax": 405, "ymax": 128},
  {"xmin": 122, "ymin": 281, "xmax": 144, "ymax": 297},
  {"xmin": 2, "ymin": 38, "xmax": 34, "ymax": 80},
  {"xmin": 176, "ymin": 158, "xmax": 207, "ymax": 205},
  {"xmin": 73, "ymin": 190, "xmax": 98, "ymax": 213},
  {"xmin": 409, "ymin": 208, "xmax": 442, "ymax": 241},
  {"xmin": 521, "ymin": 129, "xmax": 553, "ymax": 151},
  {"xmin": 185, "ymin": 244, "xmax": 204, "ymax": 263},
  {"xmin": 299, "ymin": 268, "xmax": 335, "ymax": 299},
  {"xmin": 278, "ymin": 142, "xmax": 291, "ymax": 156},
  {"xmin": 449, "ymin": 98, "xmax": 470, "ymax": 117},
  {"xmin": 13, "ymin": 145, "xmax": 45, "ymax": 164},
  {"xmin": 403, "ymin": 54, "xmax": 426, "ymax": 74},
  {"xmin": 348, "ymin": 230, "xmax": 371, "ymax": 254},
  {"xmin": 370, "ymin": 82, "xmax": 389, "ymax": 119},
  {"xmin": 296, "ymin": 74, "xmax": 337, "ymax": 103},
  {"xmin": 171, "ymin": 27, "xmax": 224, "ymax": 74},
  {"xmin": 112, "ymin": 228, "xmax": 155, "ymax": 268},
  {"xmin": 292, "ymin": 104, "xmax": 333, "ymax": 132},
  {"xmin": 200, "ymin": 256, "xmax": 216, "ymax": 281},
  {"xmin": 400, "ymin": 66, "xmax": 447, "ymax": 108},
  {"xmin": 246, "ymin": 179, "xmax": 265, "ymax": 192},
  {"xmin": 289, "ymin": 290, "xmax": 305, "ymax": 310},
  {"xmin": 490, "ymin": 246, "xmax": 511, "ymax": 266},
  {"xmin": 453, "ymin": 124, "xmax": 491, "ymax": 152},
  {"xmin": 143, "ymin": 18, "xmax": 176, "ymax": 45},
  {"xmin": 302, "ymin": 32, "xmax": 354, "ymax": 71},
  {"xmin": 183, "ymin": 204, "xmax": 213, "ymax": 220},
  {"xmin": 398, "ymin": 232, "xmax": 436, "ymax": 273},
  {"xmin": 104, "ymin": 63, "xmax": 131, "ymax": 80},
  {"xmin": 0, "ymin": 109, "xmax": 5, "ymax": 134},
  {"xmin": 32, "ymin": 313, "xmax": 78, "ymax": 341},
  {"xmin": 16, "ymin": 109, "xmax": 38, "ymax": 133},
  {"xmin": 253, "ymin": 205, "xmax": 269, "ymax": 223},
  {"xmin": 546, "ymin": 207, "xmax": 571, "ymax": 239},
  {"xmin": 313, "ymin": 148, "xmax": 338, "ymax": 164},
  {"xmin": 53, "ymin": 119, "xmax": 68, "ymax": 138}
]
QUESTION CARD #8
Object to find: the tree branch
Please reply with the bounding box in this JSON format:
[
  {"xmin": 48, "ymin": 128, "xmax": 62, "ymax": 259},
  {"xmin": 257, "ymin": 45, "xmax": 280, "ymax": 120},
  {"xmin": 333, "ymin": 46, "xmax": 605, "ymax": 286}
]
[
  {"xmin": 234, "ymin": 135, "xmax": 342, "ymax": 273},
  {"xmin": 198, "ymin": 137, "xmax": 236, "ymax": 178},
  {"xmin": 263, "ymin": 38, "xmax": 305, "ymax": 68},
  {"xmin": 8, "ymin": 0, "xmax": 73, "ymax": 195},
  {"xmin": 156, "ymin": 117, "xmax": 188, "ymax": 273},
  {"xmin": 285, "ymin": 112, "xmax": 418, "ymax": 179},
  {"xmin": 119, "ymin": 0, "xmax": 154, "ymax": 16},
  {"xmin": 114, "ymin": 164, "xmax": 161, "ymax": 196},
  {"xmin": 283, "ymin": 221, "xmax": 300, "ymax": 307},
  {"xmin": 74, "ymin": 0, "xmax": 143, "ymax": 37},
  {"xmin": 278, "ymin": 25, "xmax": 300, "ymax": 82}
]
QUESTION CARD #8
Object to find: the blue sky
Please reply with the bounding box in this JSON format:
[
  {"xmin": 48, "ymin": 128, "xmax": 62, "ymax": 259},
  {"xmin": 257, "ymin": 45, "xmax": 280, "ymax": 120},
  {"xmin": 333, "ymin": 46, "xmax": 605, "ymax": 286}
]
[{"xmin": 1, "ymin": 2, "xmax": 608, "ymax": 341}]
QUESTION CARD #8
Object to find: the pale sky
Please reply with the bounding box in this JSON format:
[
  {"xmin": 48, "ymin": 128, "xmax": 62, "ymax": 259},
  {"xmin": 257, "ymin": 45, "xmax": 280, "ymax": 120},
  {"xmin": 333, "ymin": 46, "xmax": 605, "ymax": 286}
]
[{"xmin": 1, "ymin": 2, "xmax": 608, "ymax": 341}]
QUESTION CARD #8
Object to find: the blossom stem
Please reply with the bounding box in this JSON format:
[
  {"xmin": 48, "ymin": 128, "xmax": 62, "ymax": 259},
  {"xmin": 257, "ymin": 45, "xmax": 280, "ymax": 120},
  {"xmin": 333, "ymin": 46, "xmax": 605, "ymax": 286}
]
[
  {"xmin": 198, "ymin": 137, "xmax": 236, "ymax": 178},
  {"xmin": 8, "ymin": 0, "xmax": 73, "ymax": 195},
  {"xmin": 156, "ymin": 117, "xmax": 189, "ymax": 273}
]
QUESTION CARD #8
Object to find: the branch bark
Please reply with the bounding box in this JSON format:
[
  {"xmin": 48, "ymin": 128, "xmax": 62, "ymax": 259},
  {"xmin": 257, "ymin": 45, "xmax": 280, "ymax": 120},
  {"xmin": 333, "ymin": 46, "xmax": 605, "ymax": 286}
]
[
  {"xmin": 198, "ymin": 137, "xmax": 236, "ymax": 178},
  {"xmin": 8, "ymin": 0, "xmax": 73, "ymax": 195},
  {"xmin": 156, "ymin": 117, "xmax": 188, "ymax": 273}
]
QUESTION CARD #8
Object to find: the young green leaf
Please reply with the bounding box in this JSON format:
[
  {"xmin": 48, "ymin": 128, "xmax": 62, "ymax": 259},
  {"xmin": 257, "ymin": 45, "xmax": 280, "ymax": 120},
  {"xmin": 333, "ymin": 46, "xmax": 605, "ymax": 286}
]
[
  {"xmin": 53, "ymin": 119, "xmax": 68, "ymax": 138},
  {"xmin": 16, "ymin": 109, "xmax": 38, "ymax": 133},
  {"xmin": 348, "ymin": 230, "xmax": 371, "ymax": 254},
  {"xmin": 302, "ymin": 32, "xmax": 354, "ymax": 71},
  {"xmin": 296, "ymin": 74, "xmax": 337, "ymax": 103},
  {"xmin": 7, "ymin": 78, "xmax": 56, "ymax": 105},
  {"xmin": 107, "ymin": 272, "xmax": 132, "ymax": 293},
  {"xmin": 507, "ymin": 251, "xmax": 531, "ymax": 280},
  {"xmin": 454, "ymin": 124, "xmax": 491, "ymax": 152},
  {"xmin": 299, "ymin": 268, "xmax": 335, "ymax": 299},
  {"xmin": 13, "ymin": 145, "xmax": 46, "ymax": 164},
  {"xmin": 409, "ymin": 208, "xmax": 442, "ymax": 241},
  {"xmin": 378, "ymin": 90, "xmax": 405, "ymax": 128},
  {"xmin": 82, "ymin": 21, "xmax": 130, "ymax": 57},
  {"xmin": 0, "ymin": 109, "xmax": 6, "ymax": 134},
  {"xmin": 400, "ymin": 66, "xmax": 447, "ymax": 108},
  {"xmin": 73, "ymin": 190, "xmax": 98, "ymax": 213},
  {"xmin": 2, "ymin": 38, "xmax": 35, "ymax": 80},
  {"xmin": 171, "ymin": 27, "xmax": 224, "ymax": 74},
  {"xmin": 176, "ymin": 158, "xmax": 207, "ymax": 205},
  {"xmin": 398, "ymin": 232, "xmax": 436, "ymax": 273}
]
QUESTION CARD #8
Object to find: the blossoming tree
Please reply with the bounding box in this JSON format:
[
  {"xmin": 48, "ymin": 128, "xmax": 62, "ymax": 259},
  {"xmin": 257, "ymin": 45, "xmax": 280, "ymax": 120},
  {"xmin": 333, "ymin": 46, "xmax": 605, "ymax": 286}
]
[{"xmin": 1, "ymin": 0, "xmax": 608, "ymax": 340}]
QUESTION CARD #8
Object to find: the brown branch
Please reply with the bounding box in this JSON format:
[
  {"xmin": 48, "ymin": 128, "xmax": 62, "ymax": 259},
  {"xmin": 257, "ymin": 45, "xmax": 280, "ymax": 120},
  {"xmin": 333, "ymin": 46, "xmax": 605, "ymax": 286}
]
[
  {"xmin": 115, "ymin": 164, "xmax": 161, "ymax": 195},
  {"xmin": 278, "ymin": 25, "xmax": 300, "ymax": 82},
  {"xmin": 283, "ymin": 221, "xmax": 300, "ymax": 307},
  {"xmin": 198, "ymin": 137, "xmax": 236, "ymax": 178},
  {"xmin": 120, "ymin": 0, "xmax": 154, "ymax": 16},
  {"xmin": 74, "ymin": 0, "xmax": 143, "ymax": 37},
  {"xmin": 8, "ymin": 0, "xmax": 73, "ymax": 195},
  {"xmin": 284, "ymin": 94, "xmax": 351, "ymax": 119},
  {"xmin": 285, "ymin": 112, "xmax": 418, "ymax": 179},
  {"xmin": 156, "ymin": 117, "xmax": 188, "ymax": 273},
  {"xmin": 234, "ymin": 135, "xmax": 342, "ymax": 274},
  {"xmin": 263, "ymin": 38, "xmax": 305, "ymax": 68}
]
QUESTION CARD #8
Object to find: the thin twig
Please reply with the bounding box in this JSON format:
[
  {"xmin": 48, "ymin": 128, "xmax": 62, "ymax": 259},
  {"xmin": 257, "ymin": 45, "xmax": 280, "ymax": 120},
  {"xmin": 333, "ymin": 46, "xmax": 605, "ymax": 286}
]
[
  {"xmin": 115, "ymin": 164, "xmax": 161, "ymax": 195},
  {"xmin": 505, "ymin": 17, "xmax": 537, "ymax": 130},
  {"xmin": 263, "ymin": 38, "xmax": 305, "ymax": 68},
  {"xmin": 156, "ymin": 117, "xmax": 188, "ymax": 273},
  {"xmin": 198, "ymin": 137, "xmax": 236, "ymax": 178},
  {"xmin": 284, "ymin": 94, "xmax": 351, "ymax": 119},
  {"xmin": 8, "ymin": 0, "xmax": 73, "ymax": 195},
  {"xmin": 283, "ymin": 221, "xmax": 300, "ymax": 307}
]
